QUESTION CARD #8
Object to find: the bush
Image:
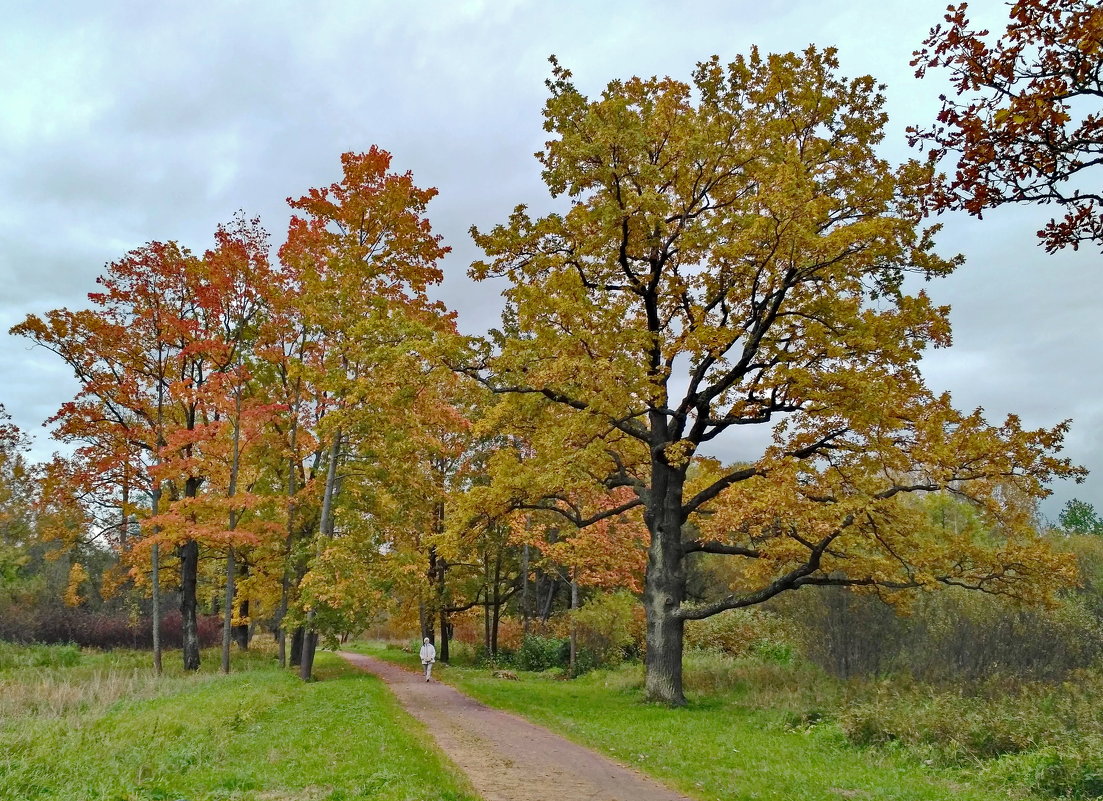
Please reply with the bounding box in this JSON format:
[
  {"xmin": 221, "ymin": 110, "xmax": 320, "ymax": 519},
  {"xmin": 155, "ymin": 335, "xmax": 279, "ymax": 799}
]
[
  {"xmin": 515, "ymin": 635, "xmax": 569, "ymax": 672},
  {"xmin": 0, "ymin": 606, "xmax": 221, "ymax": 650},
  {"xmin": 772, "ymin": 582, "xmax": 1103, "ymax": 682},
  {"xmin": 838, "ymin": 671, "xmax": 1103, "ymax": 765},
  {"xmin": 991, "ymin": 741, "xmax": 1103, "ymax": 800},
  {"xmin": 475, "ymin": 646, "xmax": 516, "ymax": 670},
  {"xmin": 684, "ymin": 607, "xmax": 796, "ymax": 660},
  {"xmin": 572, "ymin": 591, "xmax": 642, "ymax": 667}
]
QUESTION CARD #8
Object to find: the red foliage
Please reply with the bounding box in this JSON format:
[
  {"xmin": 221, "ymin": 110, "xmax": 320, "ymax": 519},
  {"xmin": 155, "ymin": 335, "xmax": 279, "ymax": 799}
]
[{"xmin": 910, "ymin": 0, "xmax": 1103, "ymax": 252}]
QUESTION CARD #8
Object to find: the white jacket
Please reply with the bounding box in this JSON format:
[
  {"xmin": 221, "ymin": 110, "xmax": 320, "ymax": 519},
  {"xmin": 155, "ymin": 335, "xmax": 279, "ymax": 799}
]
[{"xmin": 420, "ymin": 642, "xmax": 436, "ymax": 663}]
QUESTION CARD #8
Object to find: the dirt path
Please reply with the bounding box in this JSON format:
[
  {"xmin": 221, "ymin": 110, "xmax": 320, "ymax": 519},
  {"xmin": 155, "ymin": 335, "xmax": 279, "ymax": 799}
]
[{"xmin": 338, "ymin": 651, "xmax": 693, "ymax": 801}]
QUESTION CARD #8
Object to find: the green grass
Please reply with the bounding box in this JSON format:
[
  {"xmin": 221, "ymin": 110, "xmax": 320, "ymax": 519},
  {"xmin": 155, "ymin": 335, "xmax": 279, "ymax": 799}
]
[
  {"xmin": 0, "ymin": 643, "xmax": 477, "ymax": 801},
  {"xmin": 349, "ymin": 641, "xmax": 1023, "ymax": 801}
]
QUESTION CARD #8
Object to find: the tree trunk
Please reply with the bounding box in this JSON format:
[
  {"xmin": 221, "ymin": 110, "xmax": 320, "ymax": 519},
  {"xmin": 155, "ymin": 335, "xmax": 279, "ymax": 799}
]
[
  {"xmin": 521, "ymin": 543, "xmax": 530, "ymax": 635},
  {"xmin": 436, "ymin": 555, "xmax": 449, "ymax": 662},
  {"xmin": 232, "ymin": 593, "xmax": 250, "ymax": 650},
  {"xmin": 300, "ymin": 431, "xmax": 340, "ymax": 681},
  {"xmin": 540, "ymin": 574, "xmax": 557, "ymax": 621},
  {"xmin": 276, "ymin": 438, "xmax": 300, "ymax": 667},
  {"xmin": 439, "ymin": 606, "xmax": 450, "ymax": 663},
  {"xmin": 300, "ymin": 630, "xmax": 318, "ymax": 679},
  {"xmin": 221, "ymin": 548, "xmax": 235, "ymax": 674},
  {"xmin": 233, "ymin": 554, "xmax": 251, "ymax": 649},
  {"xmin": 290, "ymin": 626, "xmax": 304, "ymax": 666},
  {"xmin": 569, "ymin": 573, "xmax": 579, "ymax": 677},
  {"xmin": 423, "ymin": 547, "xmax": 438, "ymax": 644},
  {"xmin": 490, "ymin": 550, "xmax": 503, "ymax": 656},
  {"xmin": 276, "ymin": 349, "xmax": 303, "ymax": 669},
  {"xmin": 151, "ymin": 379, "xmax": 165, "ymax": 675},
  {"xmin": 642, "ymin": 463, "xmax": 688, "ymax": 705},
  {"xmin": 180, "ymin": 538, "xmax": 200, "ymax": 671},
  {"xmin": 418, "ymin": 601, "xmax": 429, "ymax": 643},
  {"xmin": 276, "ymin": 614, "xmax": 288, "ymax": 668},
  {"xmin": 222, "ymin": 393, "xmax": 244, "ymax": 673},
  {"xmin": 151, "ymin": 542, "xmax": 162, "ymax": 674},
  {"xmin": 149, "ymin": 481, "xmax": 163, "ymax": 674},
  {"xmin": 483, "ymin": 594, "xmax": 491, "ymax": 657}
]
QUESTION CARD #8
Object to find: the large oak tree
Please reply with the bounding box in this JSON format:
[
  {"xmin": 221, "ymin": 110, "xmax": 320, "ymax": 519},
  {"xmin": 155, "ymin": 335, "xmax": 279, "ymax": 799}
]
[{"xmin": 468, "ymin": 48, "xmax": 1083, "ymax": 704}]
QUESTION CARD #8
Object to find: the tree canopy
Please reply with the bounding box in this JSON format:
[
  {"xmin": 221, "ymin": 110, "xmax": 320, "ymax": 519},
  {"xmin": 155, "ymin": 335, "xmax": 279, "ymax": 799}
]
[{"xmin": 468, "ymin": 48, "xmax": 1083, "ymax": 704}]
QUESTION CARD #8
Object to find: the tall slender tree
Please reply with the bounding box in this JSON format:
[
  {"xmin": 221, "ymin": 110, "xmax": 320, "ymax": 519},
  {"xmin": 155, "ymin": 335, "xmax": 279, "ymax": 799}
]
[{"xmin": 277, "ymin": 148, "xmax": 452, "ymax": 679}]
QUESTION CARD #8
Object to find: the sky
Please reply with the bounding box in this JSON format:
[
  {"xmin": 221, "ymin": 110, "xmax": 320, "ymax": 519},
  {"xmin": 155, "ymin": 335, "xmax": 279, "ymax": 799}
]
[{"xmin": 1, "ymin": 0, "xmax": 1099, "ymax": 521}]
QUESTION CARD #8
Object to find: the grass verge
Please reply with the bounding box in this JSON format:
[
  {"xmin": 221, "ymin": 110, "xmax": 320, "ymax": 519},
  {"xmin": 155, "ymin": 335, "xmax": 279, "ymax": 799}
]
[
  {"xmin": 348, "ymin": 641, "xmax": 1022, "ymax": 801},
  {"xmin": 1, "ymin": 644, "xmax": 477, "ymax": 801}
]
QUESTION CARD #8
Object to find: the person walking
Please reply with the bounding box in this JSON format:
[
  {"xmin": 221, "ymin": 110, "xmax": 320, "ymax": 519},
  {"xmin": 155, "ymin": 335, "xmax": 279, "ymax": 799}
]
[{"xmin": 419, "ymin": 637, "xmax": 436, "ymax": 682}]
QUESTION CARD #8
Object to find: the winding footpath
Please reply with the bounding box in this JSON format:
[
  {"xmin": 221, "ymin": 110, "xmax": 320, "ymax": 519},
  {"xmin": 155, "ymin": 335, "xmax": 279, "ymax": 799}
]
[{"xmin": 338, "ymin": 651, "xmax": 693, "ymax": 801}]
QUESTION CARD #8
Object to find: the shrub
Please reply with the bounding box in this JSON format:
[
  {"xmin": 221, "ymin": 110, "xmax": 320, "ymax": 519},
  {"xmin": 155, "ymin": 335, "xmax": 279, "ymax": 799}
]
[
  {"xmin": 572, "ymin": 591, "xmax": 641, "ymax": 667},
  {"xmin": 991, "ymin": 741, "xmax": 1103, "ymax": 800},
  {"xmin": 515, "ymin": 635, "xmax": 569, "ymax": 672},
  {"xmin": 838, "ymin": 671, "xmax": 1103, "ymax": 766},
  {"xmin": 769, "ymin": 534, "xmax": 1103, "ymax": 682},
  {"xmin": 684, "ymin": 607, "xmax": 796, "ymax": 659},
  {"xmin": 0, "ymin": 606, "xmax": 220, "ymax": 650}
]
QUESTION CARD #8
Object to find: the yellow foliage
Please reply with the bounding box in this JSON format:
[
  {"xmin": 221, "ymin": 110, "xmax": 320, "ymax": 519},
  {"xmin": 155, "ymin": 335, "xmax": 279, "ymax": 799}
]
[
  {"xmin": 63, "ymin": 563, "xmax": 88, "ymax": 607},
  {"xmin": 469, "ymin": 45, "xmax": 1085, "ymax": 659}
]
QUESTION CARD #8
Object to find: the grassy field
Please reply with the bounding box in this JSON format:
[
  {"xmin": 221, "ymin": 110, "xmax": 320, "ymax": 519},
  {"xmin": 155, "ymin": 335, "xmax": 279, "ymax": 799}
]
[
  {"xmin": 349, "ymin": 641, "xmax": 1032, "ymax": 801},
  {"xmin": 6, "ymin": 639, "xmax": 1095, "ymax": 801},
  {"xmin": 0, "ymin": 642, "xmax": 477, "ymax": 801}
]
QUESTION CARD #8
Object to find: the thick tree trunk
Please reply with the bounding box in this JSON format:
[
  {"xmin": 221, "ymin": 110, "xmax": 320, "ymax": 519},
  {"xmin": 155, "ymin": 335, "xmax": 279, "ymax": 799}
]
[
  {"xmin": 642, "ymin": 463, "xmax": 688, "ymax": 705},
  {"xmin": 299, "ymin": 630, "xmax": 318, "ymax": 679},
  {"xmin": 644, "ymin": 594, "xmax": 685, "ymax": 704},
  {"xmin": 180, "ymin": 538, "xmax": 200, "ymax": 671},
  {"xmin": 290, "ymin": 626, "xmax": 304, "ymax": 666},
  {"xmin": 232, "ymin": 594, "xmax": 250, "ymax": 650}
]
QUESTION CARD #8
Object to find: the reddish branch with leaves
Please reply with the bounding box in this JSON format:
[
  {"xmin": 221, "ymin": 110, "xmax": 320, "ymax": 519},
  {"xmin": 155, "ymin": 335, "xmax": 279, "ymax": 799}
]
[{"xmin": 910, "ymin": 0, "xmax": 1103, "ymax": 251}]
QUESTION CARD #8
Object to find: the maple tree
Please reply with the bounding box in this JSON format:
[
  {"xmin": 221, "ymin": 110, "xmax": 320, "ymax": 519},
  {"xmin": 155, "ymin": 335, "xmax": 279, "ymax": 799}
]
[
  {"xmin": 468, "ymin": 49, "xmax": 1084, "ymax": 704},
  {"xmin": 12, "ymin": 215, "xmax": 279, "ymax": 672},
  {"xmin": 910, "ymin": 0, "xmax": 1103, "ymax": 252},
  {"xmin": 276, "ymin": 148, "xmax": 452, "ymax": 679},
  {"xmin": 384, "ymin": 375, "xmax": 485, "ymax": 661}
]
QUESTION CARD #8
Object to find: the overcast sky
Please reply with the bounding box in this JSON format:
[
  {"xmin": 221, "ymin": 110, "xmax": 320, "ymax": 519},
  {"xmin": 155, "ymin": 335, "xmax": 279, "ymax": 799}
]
[{"xmin": 1, "ymin": 0, "xmax": 1099, "ymax": 520}]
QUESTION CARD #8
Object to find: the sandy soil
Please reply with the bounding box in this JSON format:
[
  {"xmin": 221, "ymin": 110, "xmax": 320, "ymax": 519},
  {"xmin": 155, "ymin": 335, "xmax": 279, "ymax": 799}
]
[{"xmin": 338, "ymin": 651, "xmax": 693, "ymax": 801}]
